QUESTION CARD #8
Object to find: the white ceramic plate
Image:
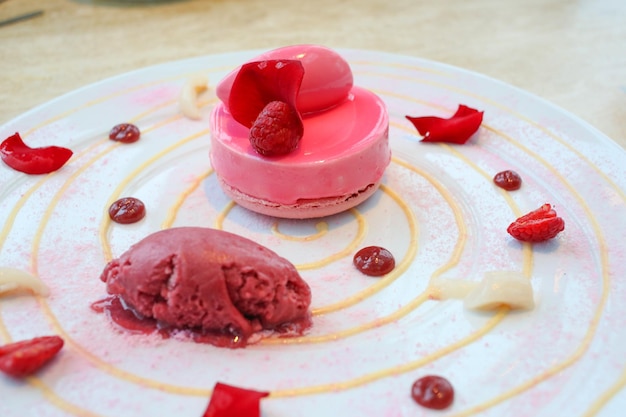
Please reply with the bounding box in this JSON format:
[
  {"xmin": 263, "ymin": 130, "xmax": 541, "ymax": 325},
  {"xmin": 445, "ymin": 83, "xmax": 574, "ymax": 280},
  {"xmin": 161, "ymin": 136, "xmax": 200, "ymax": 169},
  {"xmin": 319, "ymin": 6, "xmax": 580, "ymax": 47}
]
[{"xmin": 1, "ymin": 49, "xmax": 625, "ymax": 417}]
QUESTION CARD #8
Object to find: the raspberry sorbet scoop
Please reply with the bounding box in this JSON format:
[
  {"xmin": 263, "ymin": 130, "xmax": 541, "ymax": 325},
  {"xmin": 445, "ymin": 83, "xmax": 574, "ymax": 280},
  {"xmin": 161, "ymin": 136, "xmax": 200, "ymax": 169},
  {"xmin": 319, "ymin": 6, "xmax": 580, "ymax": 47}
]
[{"xmin": 99, "ymin": 227, "xmax": 311, "ymax": 343}]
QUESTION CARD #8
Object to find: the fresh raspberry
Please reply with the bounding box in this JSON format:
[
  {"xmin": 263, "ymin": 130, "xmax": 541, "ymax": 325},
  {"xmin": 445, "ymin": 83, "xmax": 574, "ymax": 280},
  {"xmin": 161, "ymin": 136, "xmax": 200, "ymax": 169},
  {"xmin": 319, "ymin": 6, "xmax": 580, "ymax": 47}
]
[
  {"xmin": 507, "ymin": 203, "xmax": 565, "ymax": 242},
  {"xmin": 249, "ymin": 101, "xmax": 303, "ymax": 156},
  {"xmin": 0, "ymin": 335, "xmax": 64, "ymax": 378}
]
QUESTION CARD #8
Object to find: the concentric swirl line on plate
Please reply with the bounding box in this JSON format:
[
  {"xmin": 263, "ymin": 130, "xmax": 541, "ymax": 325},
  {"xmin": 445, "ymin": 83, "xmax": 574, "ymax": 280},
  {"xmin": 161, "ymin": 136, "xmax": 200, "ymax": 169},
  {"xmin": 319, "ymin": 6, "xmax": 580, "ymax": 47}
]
[
  {"xmin": 0, "ymin": 120, "xmax": 588, "ymax": 412},
  {"xmin": 25, "ymin": 129, "xmax": 491, "ymax": 398},
  {"xmin": 0, "ymin": 103, "xmax": 194, "ymax": 261},
  {"xmin": 5, "ymin": 90, "xmax": 531, "ymax": 404},
  {"xmin": 271, "ymin": 219, "xmax": 330, "ymax": 242},
  {"xmin": 0, "ymin": 103, "xmax": 186, "ymax": 286},
  {"xmin": 0, "ymin": 98, "xmax": 218, "ymax": 398},
  {"xmin": 160, "ymin": 168, "xmax": 215, "ymax": 229},
  {"xmin": 99, "ymin": 149, "xmax": 422, "ymax": 331},
  {"xmin": 0, "ymin": 52, "xmax": 480, "ymax": 412},
  {"xmin": 24, "ymin": 136, "xmax": 214, "ymax": 395},
  {"xmin": 211, "ymin": 202, "xmax": 370, "ymax": 272},
  {"xmin": 0, "ymin": 67, "xmax": 416, "ymax": 395},
  {"xmin": 209, "ymin": 181, "xmax": 417, "ymax": 317},
  {"xmin": 386, "ymin": 110, "xmax": 615, "ymax": 414},
  {"xmin": 98, "ymin": 128, "xmax": 211, "ymax": 262},
  {"xmin": 448, "ymin": 126, "xmax": 612, "ymax": 417},
  {"xmin": 96, "ymin": 97, "xmax": 218, "ymax": 260},
  {"xmin": 359, "ymin": 51, "xmax": 626, "ymax": 208},
  {"xmin": 21, "ymin": 124, "xmax": 211, "ymax": 403},
  {"xmin": 0, "ymin": 138, "xmax": 116, "ymax": 254},
  {"xmin": 361, "ymin": 60, "xmax": 626, "ymax": 204},
  {"xmin": 0, "ymin": 86, "xmax": 209, "ymax": 255},
  {"xmin": 103, "ymin": 147, "xmax": 417, "ymax": 318},
  {"xmin": 388, "ymin": 113, "xmax": 613, "ymax": 414},
  {"xmin": 269, "ymin": 307, "xmax": 510, "ymax": 398},
  {"xmin": 20, "ymin": 150, "xmax": 472, "ymax": 403},
  {"xmin": 0, "ymin": 52, "xmax": 616, "ymax": 416},
  {"xmin": 113, "ymin": 100, "xmax": 608, "ymax": 410},
  {"xmin": 0, "ymin": 313, "xmax": 105, "ymax": 417},
  {"xmin": 259, "ymin": 155, "xmax": 505, "ymax": 348},
  {"xmin": 583, "ymin": 367, "xmax": 626, "ymax": 417}
]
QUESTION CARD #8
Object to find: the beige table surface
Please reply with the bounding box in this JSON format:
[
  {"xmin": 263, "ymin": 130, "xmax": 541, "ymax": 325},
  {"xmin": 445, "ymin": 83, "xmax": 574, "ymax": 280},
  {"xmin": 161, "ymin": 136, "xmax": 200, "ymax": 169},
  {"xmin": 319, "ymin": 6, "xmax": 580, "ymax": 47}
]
[{"xmin": 1, "ymin": 0, "xmax": 625, "ymax": 147}]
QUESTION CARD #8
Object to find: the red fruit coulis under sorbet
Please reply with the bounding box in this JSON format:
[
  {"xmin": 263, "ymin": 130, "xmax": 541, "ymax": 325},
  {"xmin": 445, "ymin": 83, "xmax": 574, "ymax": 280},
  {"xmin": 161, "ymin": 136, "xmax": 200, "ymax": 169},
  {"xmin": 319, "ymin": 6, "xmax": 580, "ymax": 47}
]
[{"xmin": 91, "ymin": 296, "xmax": 311, "ymax": 348}]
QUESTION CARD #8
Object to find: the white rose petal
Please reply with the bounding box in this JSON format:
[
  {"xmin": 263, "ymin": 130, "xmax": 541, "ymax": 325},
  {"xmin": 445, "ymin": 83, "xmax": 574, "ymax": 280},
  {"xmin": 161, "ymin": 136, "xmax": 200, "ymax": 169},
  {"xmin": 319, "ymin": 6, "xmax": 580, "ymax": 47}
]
[
  {"xmin": 464, "ymin": 271, "xmax": 534, "ymax": 311},
  {"xmin": 179, "ymin": 74, "xmax": 209, "ymax": 120},
  {"xmin": 0, "ymin": 267, "xmax": 50, "ymax": 297}
]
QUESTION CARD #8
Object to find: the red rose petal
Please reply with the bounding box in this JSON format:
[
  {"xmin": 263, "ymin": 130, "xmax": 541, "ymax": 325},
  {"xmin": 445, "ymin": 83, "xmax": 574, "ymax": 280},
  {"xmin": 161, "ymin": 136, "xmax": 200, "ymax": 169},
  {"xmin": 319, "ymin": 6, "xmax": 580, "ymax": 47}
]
[
  {"xmin": 228, "ymin": 59, "xmax": 305, "ymax": 128},
  {"xmin": 0, "ymin": 336, "xmax": 64, "ymax": 378},
  {"xmin": 0, "ymin": 132, "xmax": 73, "ymax": 175},
  {"xmin": 202, "ymin": 382, "xmax": 269, "ymax": 417},
  {"xmin": 405, "ymin": 104, "xmax": 484, "ymax": 144}
]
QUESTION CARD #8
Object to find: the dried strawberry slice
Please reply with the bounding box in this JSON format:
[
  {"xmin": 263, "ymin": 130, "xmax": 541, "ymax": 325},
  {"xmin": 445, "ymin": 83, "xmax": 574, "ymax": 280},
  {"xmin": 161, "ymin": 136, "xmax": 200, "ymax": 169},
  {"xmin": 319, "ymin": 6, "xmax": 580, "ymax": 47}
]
[
  {"xmin": 507, "ymin": 203, "xmax": 565, "ymax": 242},
  {"xmin": 405, "ymin": 104, "xmax": 484, "ymax": 144},
  {"xmin": 0, "ymin": 335, "xmax": 64, "ymax": 378},
  {"xmin": 228, "ymin": 59, "xmax": 304, "ymax": 128},
  {"xmin": 0, "ymin": 132, "xmax": 73, "ymax": 175},
  {"xmin": 202, "ymin": 382, "xmax": 269, "ymax": 417}
]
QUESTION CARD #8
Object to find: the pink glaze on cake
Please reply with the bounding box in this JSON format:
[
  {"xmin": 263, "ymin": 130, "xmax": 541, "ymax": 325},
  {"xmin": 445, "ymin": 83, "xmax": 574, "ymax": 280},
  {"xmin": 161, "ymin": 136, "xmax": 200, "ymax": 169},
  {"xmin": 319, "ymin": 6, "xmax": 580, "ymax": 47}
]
[{"xmin": 210, "ymin": 45, "xmax": 390, "ymax": 219}]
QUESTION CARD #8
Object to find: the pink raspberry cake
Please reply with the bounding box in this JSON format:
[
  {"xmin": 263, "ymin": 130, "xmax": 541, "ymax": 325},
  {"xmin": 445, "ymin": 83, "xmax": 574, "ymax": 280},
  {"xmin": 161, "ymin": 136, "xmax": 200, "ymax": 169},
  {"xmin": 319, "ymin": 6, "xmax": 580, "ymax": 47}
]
[{"xmin": 209, "ymin": 45, "xmax": 390, "ymax": 219}]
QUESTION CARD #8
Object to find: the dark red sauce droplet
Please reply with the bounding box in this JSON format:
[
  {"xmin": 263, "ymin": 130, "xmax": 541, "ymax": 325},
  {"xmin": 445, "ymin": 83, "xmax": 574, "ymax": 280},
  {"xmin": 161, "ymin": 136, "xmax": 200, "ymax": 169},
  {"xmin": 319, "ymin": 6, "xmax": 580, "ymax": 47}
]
[
  {"xmin": 108, "ymin": 197, "xmax": 146, "ymax": 224},
  {"xmin": 353, "ymin": 246, "xmax": 395, "ymax": 276},
  {"xmin": 109, "ymin": 123, "xmax": 141, "ymax": 144},
  {"xmin": 411, "ymin": 375, "xmax": 454, "ymax": 410},
  {"xmin": 493, "ymin": 170, "xmax": 522, "ymax": 191}
]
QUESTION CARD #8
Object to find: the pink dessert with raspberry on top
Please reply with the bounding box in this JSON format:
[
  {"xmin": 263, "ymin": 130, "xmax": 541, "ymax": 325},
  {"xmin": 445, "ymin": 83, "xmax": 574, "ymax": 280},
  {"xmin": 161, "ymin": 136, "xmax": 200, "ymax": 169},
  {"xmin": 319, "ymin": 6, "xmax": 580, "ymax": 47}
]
[{"xmin": 210, "ymin": 45, "xmax": 390, "ymax": 219}]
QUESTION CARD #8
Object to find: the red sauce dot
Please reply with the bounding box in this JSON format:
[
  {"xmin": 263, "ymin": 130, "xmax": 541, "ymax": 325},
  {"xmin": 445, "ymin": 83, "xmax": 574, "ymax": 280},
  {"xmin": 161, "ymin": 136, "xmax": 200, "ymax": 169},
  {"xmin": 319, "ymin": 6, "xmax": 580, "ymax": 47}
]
[
  {"xmin": 353, "ymin": 246, "xmax": 395, "ymax": 276},
  {"xmin": 109, "ymin": 123, "xmax": 141, "ymax": 144},
  {"xmin": 411, "ymin": 375, "xmax": 454, "ymax": 410},
  {"xmin": 108, "ymin": 197, "xmax": 146, "ymax": 224},
  {"xmin": 493, "ymin": 170, "xmax": 522, "ymax": 191}
]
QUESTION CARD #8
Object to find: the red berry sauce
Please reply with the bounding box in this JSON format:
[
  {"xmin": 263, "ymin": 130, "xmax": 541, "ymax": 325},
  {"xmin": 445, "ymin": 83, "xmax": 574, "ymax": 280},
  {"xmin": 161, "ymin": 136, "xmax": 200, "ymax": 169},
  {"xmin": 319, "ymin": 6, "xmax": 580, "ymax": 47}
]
[
  {"xmin": 411, "ymin": 375, "xmax": 454, "ymax": 410},
  {"xmin": 91, "ymin": 295, "xmax": 312, "ymax": 349},
  {"xmin": 109, "ymin": 123, "xmax": 141, "ymax": 144},
  {"xmin": 353, "ymin": 246, "xmax": 395, "ymax": 276},
  {"xmin": 108, "ymin": 197, "xmax": 146, "ymax": 224},
  {"xmin": 91, "ymin": 296, "xmax": 168, "ymax": 337},
  {"xmin": 91, "ymin": 296, "xmax": 246, "ymax": 347},
  {"xmin": 493, "ymin": 170, "xmax": 522, "ymax": 191}
]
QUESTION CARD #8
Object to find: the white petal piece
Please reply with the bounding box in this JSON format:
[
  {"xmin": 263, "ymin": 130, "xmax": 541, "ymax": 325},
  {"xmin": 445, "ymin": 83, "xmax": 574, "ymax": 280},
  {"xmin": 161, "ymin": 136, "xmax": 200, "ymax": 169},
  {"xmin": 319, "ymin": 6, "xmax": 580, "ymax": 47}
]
[
  {"xmin": 0, "ymin": 267, "xmax": 50, "ymax": 297},
  {"xmin": 179, "ymin": 74, "xmax": 209, "ymax": 120},
  {"xmin": 464, "ymin": 271, "xmax": 534, "ymax": 311}
]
